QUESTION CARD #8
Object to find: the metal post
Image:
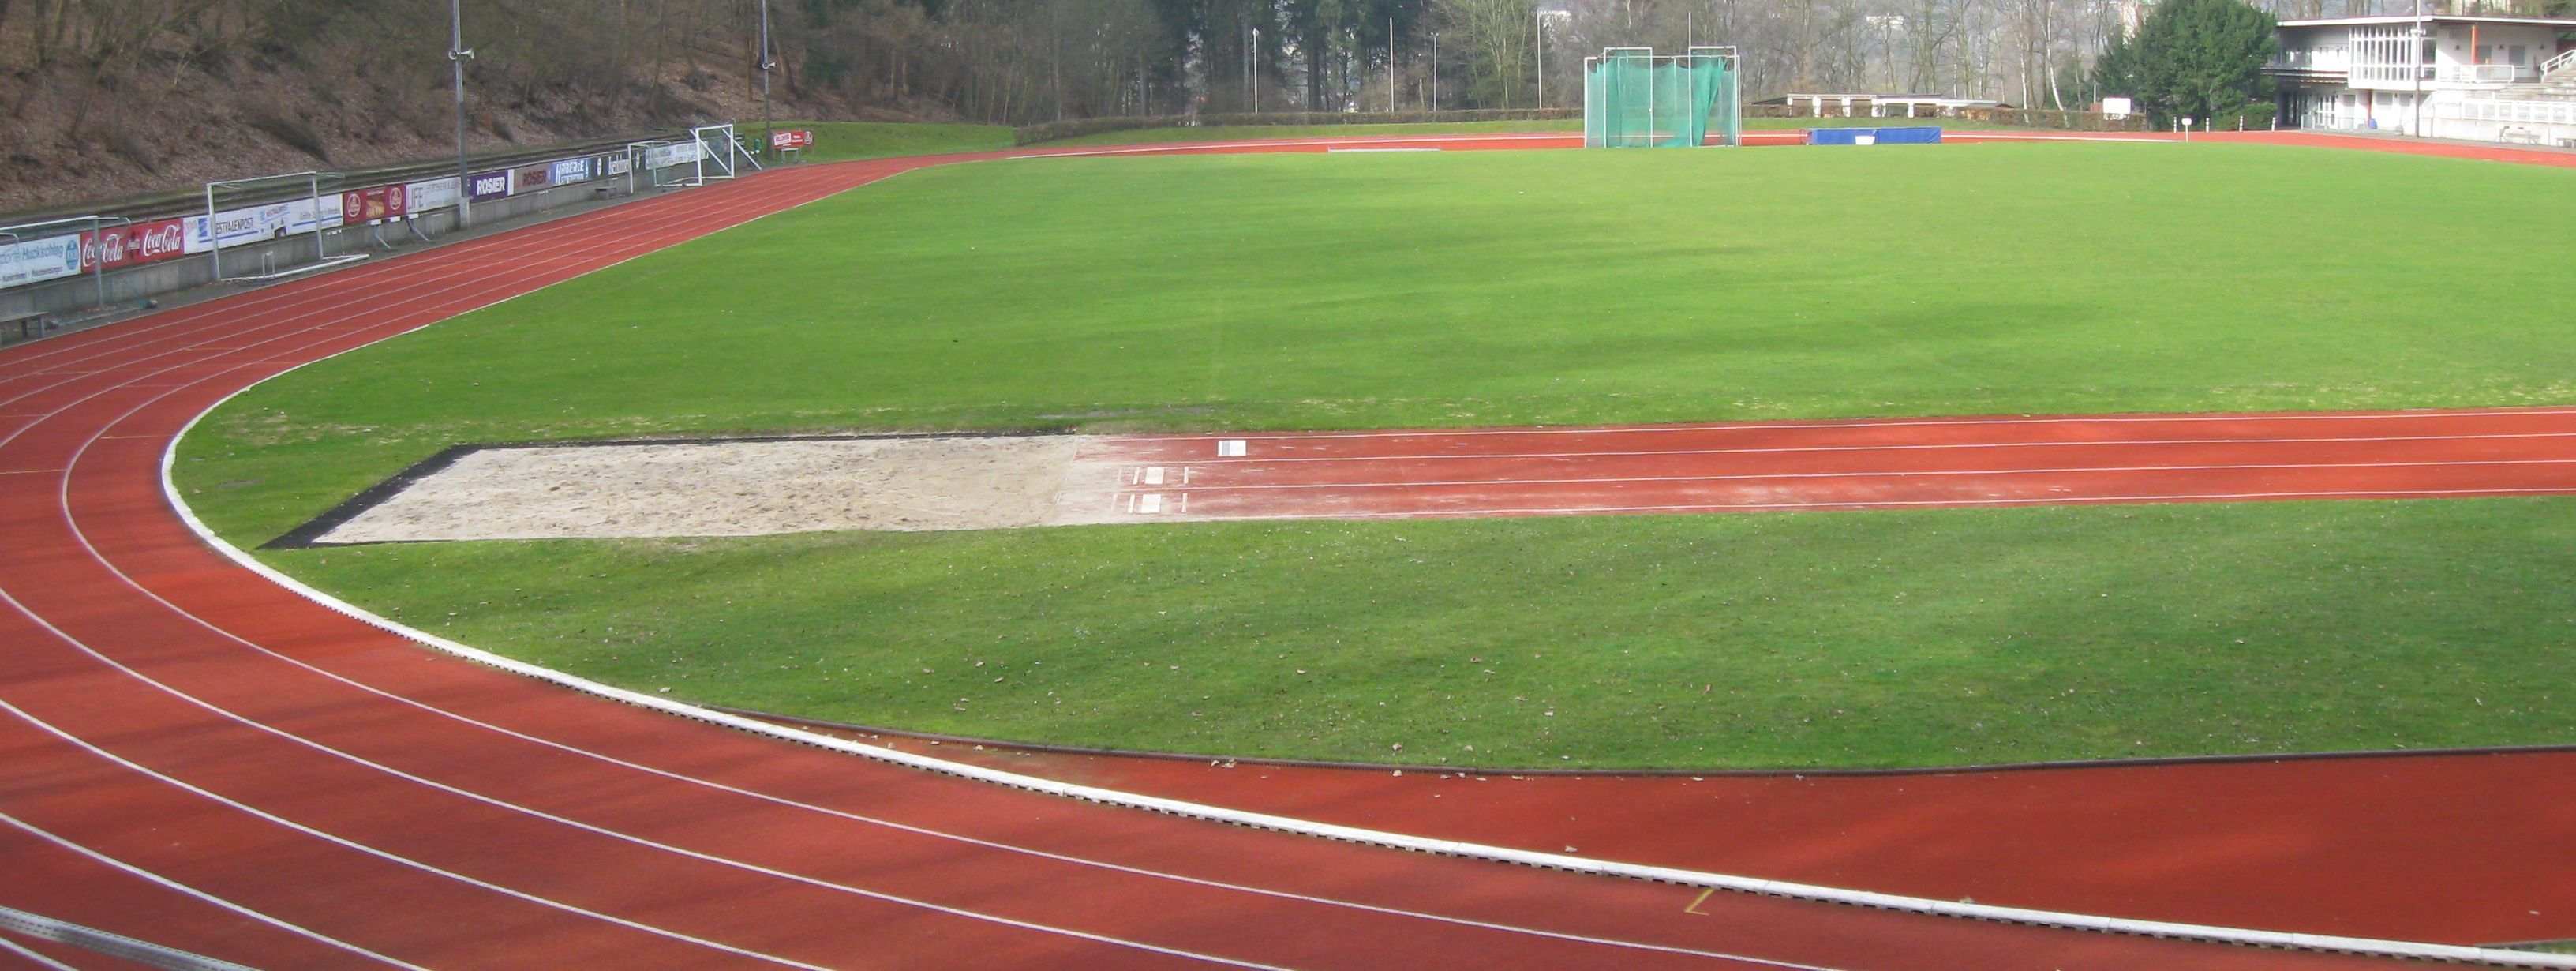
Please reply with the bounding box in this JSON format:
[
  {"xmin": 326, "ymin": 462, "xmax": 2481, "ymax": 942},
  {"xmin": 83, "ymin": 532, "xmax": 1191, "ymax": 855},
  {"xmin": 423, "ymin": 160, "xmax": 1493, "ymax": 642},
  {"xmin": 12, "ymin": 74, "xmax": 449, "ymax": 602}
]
[
  {"xmin": 205, "ymin": 184, "xmax": 221, "ymax": 280},
  {"xmin": 759, "ymin": 0, "xmax": 775, "ymax": 159},
  {"xmin": 1253, "ymin": 28, "xmax": 1260, "ymax": 113},
  {"xmin": 1389, "ymin": 18, "xmax": 1396, "ymax": 113},
  {"xmin": 309, "ymin": 174, "xmax": 326, "ymax": 264},
  {"xmin": 1536, "ymin": 12, "xmax": 1544, "ymax": 108},
  {"xmin": 449, "ymin": 0, "xmax": 474, "ymax": 230},
  {"xmin": 1432, "ymin": 34, "xmax": 1438, "ymax": 111}
]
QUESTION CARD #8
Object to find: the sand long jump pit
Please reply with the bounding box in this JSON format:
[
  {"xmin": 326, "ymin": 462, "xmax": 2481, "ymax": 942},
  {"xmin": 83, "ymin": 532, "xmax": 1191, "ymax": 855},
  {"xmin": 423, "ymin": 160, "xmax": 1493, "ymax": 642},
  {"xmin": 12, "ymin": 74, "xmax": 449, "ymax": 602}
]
[{"xmin": 275, "ymin": 434, "xmax": 1175, "ymax": 547}]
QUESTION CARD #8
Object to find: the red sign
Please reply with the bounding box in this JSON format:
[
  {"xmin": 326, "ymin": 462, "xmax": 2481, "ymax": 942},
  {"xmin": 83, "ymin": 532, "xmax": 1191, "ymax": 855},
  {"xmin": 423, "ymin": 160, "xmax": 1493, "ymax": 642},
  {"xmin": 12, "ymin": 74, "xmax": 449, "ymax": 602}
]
[
  {"xmin": 771, "ymin": 129, "xmax": 814, "ymax": 149},
  {"xmin": 339, "ymin": 186, "xmax": 410, "ymax": 223},
  {"xmin": 80, "ymin": 219, "xmax": 189, "ymax": 272}
]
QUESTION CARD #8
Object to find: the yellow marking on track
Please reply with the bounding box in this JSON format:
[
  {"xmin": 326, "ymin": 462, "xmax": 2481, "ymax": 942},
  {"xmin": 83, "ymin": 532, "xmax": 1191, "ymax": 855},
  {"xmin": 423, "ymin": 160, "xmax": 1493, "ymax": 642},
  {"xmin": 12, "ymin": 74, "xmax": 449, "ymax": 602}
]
[{"xmin": 1683, "ymin": 888, "xmax": 1715, "ymax": 916}]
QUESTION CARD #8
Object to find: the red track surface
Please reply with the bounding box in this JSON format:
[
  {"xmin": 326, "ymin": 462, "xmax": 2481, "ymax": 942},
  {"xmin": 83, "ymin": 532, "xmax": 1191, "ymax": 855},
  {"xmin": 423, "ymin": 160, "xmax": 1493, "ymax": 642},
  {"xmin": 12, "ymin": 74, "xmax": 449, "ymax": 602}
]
[
  {"xmin": 2, "ymin": 133, "xmax": 2567, "ymax": 969},
  {"xmin": 1077, "ymin": 409, "xmax": 2576, "ymax": 522}
]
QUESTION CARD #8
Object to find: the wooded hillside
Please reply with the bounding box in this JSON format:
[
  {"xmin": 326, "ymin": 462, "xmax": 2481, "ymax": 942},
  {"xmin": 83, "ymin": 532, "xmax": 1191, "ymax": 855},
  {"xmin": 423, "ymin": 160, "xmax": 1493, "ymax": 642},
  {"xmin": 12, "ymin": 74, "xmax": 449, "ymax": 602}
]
[{"xmin": 2, "ymin": 0, "xmax": 2566, "ymax": 212}]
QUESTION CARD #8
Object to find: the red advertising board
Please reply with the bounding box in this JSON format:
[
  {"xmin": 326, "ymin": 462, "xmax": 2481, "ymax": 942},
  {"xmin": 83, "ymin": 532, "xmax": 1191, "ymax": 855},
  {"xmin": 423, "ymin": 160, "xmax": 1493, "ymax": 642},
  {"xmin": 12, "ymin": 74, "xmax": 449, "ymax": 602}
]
[
  {"xmin": 80, "ymin": 219, "xmax": 189, "ymax": 272},
  {"xmin": 339, "ymin": 186, "xmax": 409, "ymax": 223},
  {"xmin": 771, "ymin": 129, "xmax": 814, "ymax": 149}
]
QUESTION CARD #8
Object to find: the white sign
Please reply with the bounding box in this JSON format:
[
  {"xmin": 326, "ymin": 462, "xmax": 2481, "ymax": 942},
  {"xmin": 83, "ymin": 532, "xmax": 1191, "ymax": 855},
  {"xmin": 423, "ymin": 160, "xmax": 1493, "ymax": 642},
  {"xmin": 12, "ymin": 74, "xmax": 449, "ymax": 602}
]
[
  {"xmin": 406, "ymin": 176, "xmax": 462, "ymax": 213},
  {"xmin": 0, "ymin": 233, "xmax": 85, "ymax": 290},
  {"xmin": 552, "ymin": 158, "xmax": 592, "ymax": 184},
  {"xmin": 606, "ymin": 158, "xmax": 632, "ymax": 176},
  {"xmin": 185, "ymin": 197, "xmax": 343, "ymax": 255},
  {"xmin": 642, "ymin": 141, "xmax": 703, "ymax": 170},
  {"xmin": 2102, "ymin": 96, "xmax": 2132, "ymax": 120}
]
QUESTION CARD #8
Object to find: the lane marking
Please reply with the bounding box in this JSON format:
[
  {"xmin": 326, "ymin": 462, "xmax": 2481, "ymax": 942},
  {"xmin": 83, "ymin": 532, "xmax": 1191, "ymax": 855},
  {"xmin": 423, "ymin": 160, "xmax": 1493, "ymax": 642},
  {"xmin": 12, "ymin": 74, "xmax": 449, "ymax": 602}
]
[
  {"xmin": 0, "ymin": 935, "xmax": 82, "ymax": 971},
  {"xmin": 1138, "ymin": 493, "xmax": 1164, "ymax": 514},
  {"xmin": 0, "ymin": 701, "xmax": 843, "ymax": 971},
  {"xmin": 1144, "ymin": 467, "xmax": 1166, "ymax": 486},
  {"xmin": 1143, "ymin": 429, "xmax": 2576, "ymax": 467},
  {"xmin": 0, "ymin": 812, "xmax": 429, "ymax": 970},
  {"xmin": 1110, "ymin": 407, "xmax": 2576, "ymax": 444},
  {"xmin": 1140, "ymin": 456, "xmax": 2576, "ymax": 494},
  {"xmin": 1178, "ymin": 485, "xmax": 2576, "ymax": 521},
  {"xmin": 1217, "ymin": 440, "xmax": 1247, "ymax": 457},
  {"xmin": 1685, "ymin": 888, "xmax": 1717, "ymax": 916}
]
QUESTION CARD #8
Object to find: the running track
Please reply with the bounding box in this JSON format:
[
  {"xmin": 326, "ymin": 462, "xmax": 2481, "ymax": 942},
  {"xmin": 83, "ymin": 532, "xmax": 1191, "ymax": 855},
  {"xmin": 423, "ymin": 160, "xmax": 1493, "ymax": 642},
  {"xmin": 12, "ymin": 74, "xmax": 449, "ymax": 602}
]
[
  {"xmin": 1074, "ymin": 409, "xmax": 2576, "ymax": 522},
  {"xmin": 2, "ymin": 133, "xmax": 2568, "ymax": 969}
]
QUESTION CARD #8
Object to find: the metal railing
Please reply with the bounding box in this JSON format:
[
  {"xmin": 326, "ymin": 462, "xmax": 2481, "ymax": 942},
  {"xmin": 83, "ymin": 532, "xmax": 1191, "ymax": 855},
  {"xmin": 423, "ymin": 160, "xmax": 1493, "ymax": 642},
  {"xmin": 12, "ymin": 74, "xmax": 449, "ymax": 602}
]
[
  {"xmin": 2443, "ymin": 97, "xmax": 2576, "ymax": 126},
  {"xmin": 2544, "ymin": 48, "xmax": 2576, "ymax": 76},
  {"xmin": 2435, "ymin": 63, "xmax": 2529, "ymax": 84}
]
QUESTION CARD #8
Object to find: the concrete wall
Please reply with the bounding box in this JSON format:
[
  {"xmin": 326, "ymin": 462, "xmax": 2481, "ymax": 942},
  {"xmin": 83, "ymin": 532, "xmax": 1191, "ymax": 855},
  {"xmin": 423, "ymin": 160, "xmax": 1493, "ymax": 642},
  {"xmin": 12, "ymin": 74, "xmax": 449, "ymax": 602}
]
[{"xmin": 1, "ymin": 174, "xmax": 665, "ymax": 342}]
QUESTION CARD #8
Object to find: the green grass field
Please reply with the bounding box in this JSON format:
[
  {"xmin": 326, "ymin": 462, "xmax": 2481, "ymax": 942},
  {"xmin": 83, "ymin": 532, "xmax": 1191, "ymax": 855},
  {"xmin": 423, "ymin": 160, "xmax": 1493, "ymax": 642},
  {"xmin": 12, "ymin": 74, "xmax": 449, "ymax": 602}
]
[{"xmin": 176, "ymin": 141, "xmax": 2576, "ymax": 769}]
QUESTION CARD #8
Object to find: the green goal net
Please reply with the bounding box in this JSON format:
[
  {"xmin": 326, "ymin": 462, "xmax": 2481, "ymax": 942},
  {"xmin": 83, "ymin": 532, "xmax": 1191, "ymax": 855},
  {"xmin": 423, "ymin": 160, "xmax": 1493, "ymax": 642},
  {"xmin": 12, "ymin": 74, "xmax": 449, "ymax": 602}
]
[{"xmin": 1583, "ymin": 47, "xmax": 1741, "ymax": 148}]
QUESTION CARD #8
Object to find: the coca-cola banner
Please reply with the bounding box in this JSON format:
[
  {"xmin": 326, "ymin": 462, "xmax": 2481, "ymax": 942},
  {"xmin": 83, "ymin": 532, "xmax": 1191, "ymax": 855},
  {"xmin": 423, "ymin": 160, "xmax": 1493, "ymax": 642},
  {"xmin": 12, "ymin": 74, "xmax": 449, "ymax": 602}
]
[{"xmin": 82, "ymin": 219, "xmax": 189, "ymax": 272}]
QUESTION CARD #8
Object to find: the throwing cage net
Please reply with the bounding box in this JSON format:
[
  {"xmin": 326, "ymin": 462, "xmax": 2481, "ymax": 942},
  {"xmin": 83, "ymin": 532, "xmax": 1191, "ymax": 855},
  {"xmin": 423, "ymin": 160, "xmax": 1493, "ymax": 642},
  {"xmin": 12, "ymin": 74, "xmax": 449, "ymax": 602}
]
[{"xmin": 1583, "ymin": 47, "xmax": 1741, "ymax": 148}]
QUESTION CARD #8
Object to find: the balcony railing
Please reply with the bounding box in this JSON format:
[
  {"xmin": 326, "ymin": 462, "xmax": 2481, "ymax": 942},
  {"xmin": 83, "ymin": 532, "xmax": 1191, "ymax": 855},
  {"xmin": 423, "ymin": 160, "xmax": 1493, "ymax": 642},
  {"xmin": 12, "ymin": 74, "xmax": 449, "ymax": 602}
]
[
  {"xmin": 2446, "ymin": 96, "xmax": 2576, "ymax": 125},
  {"xmin": 2434, "ymin": 63, "xmax": 2532, "ymax": 84}
]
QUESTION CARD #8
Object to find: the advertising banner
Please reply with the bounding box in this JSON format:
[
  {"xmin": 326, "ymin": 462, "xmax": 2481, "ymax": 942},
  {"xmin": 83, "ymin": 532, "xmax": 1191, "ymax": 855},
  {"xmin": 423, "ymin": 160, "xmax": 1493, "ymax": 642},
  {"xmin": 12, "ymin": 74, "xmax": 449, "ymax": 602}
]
[
  {"xmin": 642, "ymin": 141, "xmax": 702, "ymax": 170},
  {"xmin": 551, "ymin": 158, "xmax": 592, "ymax": 185},
  {"xmin": 406, "ymin": 176, "xmax": 461, "ymax": 212},
  {"xmin": 184, "ymin": 197, "xmax": 341, "ymax": 255},
  {"xmin": 339, "ymin": 186, "xmax": 409, "ymax": 223},
  {"xmin": 771, "ymin": 129, "xmax": 814, "ymax": 149},
  {"xmin": 81, "ymin": 219, "xmax": 189, "ymax": 272},
  {"xmin": 0, "ymin": 232, "xmax": 86, "ymax": 290},
  {"xmin": 466, "ymin": 170, "xmax": 512, "ymax": 203},
  {"xmin": 606, "ymin": 157, "xmax": 632, "ymax": 176},
  {"xmin": 511, "ymin": 163, "xmax": 554, "ymax": 193}
]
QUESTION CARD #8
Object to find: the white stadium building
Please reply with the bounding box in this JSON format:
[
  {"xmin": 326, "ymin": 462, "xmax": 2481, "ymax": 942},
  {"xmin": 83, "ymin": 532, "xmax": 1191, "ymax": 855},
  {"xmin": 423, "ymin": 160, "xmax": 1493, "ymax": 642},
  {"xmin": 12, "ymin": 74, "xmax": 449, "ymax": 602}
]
[{"xmin": 2269, "ymin": 14, "xmax": 2576, "ymax": 145}]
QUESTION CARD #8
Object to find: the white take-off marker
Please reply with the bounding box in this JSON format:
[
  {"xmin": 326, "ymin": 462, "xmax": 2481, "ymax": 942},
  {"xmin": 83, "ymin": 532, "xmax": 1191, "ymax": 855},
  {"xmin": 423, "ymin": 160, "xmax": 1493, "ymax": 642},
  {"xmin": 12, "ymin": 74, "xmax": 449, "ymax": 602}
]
[
  {"xmin": 1217, "ymin": 440, "xmax": 1247, "ymax": 458},
  {"xmin": 1137, "ymin": 493, "xmax": 1164, "ymax": 514},
  {"xmin": 1143, "ymin": 467, "xmax": 1166, "ymax": 486}
]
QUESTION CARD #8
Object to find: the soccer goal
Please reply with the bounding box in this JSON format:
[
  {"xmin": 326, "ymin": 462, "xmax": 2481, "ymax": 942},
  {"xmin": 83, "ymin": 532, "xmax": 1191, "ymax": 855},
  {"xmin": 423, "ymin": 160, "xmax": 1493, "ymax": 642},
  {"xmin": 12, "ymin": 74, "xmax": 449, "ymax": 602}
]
[
  {"xmin": 686, "ymin": 123, "xmax": 743, "ymax": 186},
  {"xmin": 1583, "ymin": 47, "xmax": 1742, "ymax": 148}
]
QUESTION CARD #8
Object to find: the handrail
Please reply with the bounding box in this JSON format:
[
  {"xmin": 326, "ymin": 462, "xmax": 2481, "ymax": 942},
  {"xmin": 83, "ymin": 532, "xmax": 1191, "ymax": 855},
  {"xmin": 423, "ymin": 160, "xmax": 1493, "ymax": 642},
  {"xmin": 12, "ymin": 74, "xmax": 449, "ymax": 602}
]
[{"xmin": 2545, "ymin": 48, "xmax": 2576, "ymax": 76}]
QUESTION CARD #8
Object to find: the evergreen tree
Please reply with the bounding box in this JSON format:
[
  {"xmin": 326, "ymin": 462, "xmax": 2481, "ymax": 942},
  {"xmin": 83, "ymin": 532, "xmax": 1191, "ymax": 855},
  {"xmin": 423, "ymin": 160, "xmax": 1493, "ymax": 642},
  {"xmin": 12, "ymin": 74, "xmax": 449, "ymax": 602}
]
[{"xmin": 2091, "ymin": 0, "xmax": 2277, "ymax": 126}]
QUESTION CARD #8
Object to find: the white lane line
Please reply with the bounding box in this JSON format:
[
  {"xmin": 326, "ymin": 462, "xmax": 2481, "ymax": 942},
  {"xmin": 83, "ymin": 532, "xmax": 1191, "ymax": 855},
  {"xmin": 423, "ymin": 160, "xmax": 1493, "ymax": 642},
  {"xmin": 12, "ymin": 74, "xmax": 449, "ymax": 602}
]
[
  {"xmin": 0, "ymin": 812, "xmax": 431, "ymax": 970},
  {"xmin": 1180, "ymin": 485, "xmax": 2576, "ymax": 520},
  {"xmin": 1144, "ymin": 467, "xmax": 1166, "ymax": 486},
  {"xmin": 1106, "ymin": 408, "xmax": 2576, "ymax": 444},
  {"xmin": 1217, "ymin": 440, "xmax": 1247, "ymax": 457},
  {"xmin": 1144, "ymin": 430, "xmax": 2576, "ymax": 467},
  {"xmin": 0, "ymin": 933, "xmax": 86, "ymax": 971},
  {"xmin": 1138, "ymin": 493, "xmax": 1165, "ymax": 514},
  {"xmin": 1144, "ymin": 456, "xmax": 2576, "ymax": 493},
  {"xmin": 0, "ymin": 700, "xmax": 844, "ymax": 971}
]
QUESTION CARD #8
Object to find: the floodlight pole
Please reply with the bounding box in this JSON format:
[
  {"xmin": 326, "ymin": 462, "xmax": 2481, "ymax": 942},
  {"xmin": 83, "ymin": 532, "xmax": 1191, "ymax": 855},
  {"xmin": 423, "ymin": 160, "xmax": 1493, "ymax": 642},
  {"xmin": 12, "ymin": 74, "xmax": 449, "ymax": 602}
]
[
  {"xmin": 1389, "ymin": 18, "xmax": 1397, "ymax": 113},
  {"xmin": 759, "ymin": 0, "xmax": 775, "ymax": 159},
  {"xmin": 1536, "ymin": 12, "xmax": 1544, "ymax": 108},
  {"xmin": 1432, "ymin": 33, "xmax": 1439, "ymax": 111},
  {"xmin": 448, "ymin": 0, "xmax": 474, "ymax": 230},
  {"xmin": 1252, "ymin": 28, "xmax": 1260, "ymax": 113}
]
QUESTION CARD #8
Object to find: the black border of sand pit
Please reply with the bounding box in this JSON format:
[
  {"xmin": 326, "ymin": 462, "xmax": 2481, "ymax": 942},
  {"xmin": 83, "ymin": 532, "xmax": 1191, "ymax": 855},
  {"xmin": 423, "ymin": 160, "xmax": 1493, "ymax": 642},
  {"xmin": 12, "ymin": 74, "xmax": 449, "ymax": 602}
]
[{"xmin": 260, "ymin": 429, "xmax": 1061, "ymax": 549}]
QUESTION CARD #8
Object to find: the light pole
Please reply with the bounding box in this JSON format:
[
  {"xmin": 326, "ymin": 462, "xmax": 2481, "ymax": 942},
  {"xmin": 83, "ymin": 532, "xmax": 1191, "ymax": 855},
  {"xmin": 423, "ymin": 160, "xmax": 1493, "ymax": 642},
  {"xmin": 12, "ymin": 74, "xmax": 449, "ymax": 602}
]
[
  {"xmin": 758, "ymin": 0, "xmax": 775, "ymax": 159},
  {"xmin": 1252, "ymin": 28, "xmax": 1260, "ymax": 113},
  {"xmin": 1535, "ymin": 11, "xmax": 1545, "ymax": 109},
  {"xmin": 448, "ymin": 0, "xmax": 473, "ymax": 230},
  {"xmin": 1390, "ymin": 17, "xmax": 1398, "ymax": 113},
  {"xmin": 1431, "ymin": 32, "xmax": 1439, "ymax": 111}
]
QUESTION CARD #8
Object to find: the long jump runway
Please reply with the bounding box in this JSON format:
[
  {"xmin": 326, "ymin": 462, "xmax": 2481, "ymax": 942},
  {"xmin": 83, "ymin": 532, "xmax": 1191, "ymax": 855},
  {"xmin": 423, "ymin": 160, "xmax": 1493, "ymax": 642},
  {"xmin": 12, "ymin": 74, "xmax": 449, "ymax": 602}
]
[
  {"xmin": 1074, "ymin": 408, "xmax": 2576, "ymax": 522},
  {"xmin": 0, "ymin": 136, "xmax": 2566, "ymax": 969}
]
